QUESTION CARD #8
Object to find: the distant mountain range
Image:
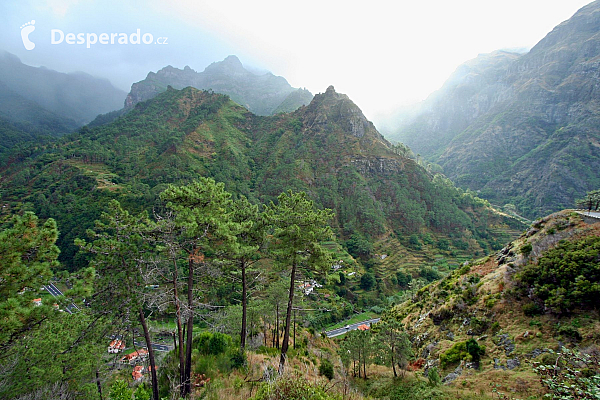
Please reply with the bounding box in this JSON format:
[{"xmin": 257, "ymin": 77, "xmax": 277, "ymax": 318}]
[
  {"xmin": 124, "ymin": 55, "xmax": 313, "ymax": 116},
  {"xmin": 0, "ymin": 51, "xmax": 126, "ymax": 128},
  {"xmin": 388, "ymin": 0, "xmax": 600, "ymax": 218}
]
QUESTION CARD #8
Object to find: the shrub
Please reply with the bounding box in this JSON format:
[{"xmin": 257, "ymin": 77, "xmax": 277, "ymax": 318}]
[
  {"xmin": 440, "ymin": 339, "xmax": 485, "ymax": 368},
  {"xmin": 557, "ymin": 325, "xmax": 582, "ymax": 341},
  {"xmin": 520, "ymin": 243, "xmax": 532, "ymax": 256},
  {"xmin": 229, "ymin": 348, "xmax": 247, "ymax": 369},
  {"xmin": 360, "ymin": 272, "xmax": 376, "ymax": 290},
  {"xmin": 522, "ymin": 302, "xmax": 542, "ymax": 316},
  {"xmin": 516, "ymin": 235, "xmax": 600, "ymax": 314},
  {"xmin": 252, "ymin": 376, "xmax": 340, "ymax": 400},
  {"xmin": 419, "ymin": 266, "xmax": 441, "ymax": 282},
  {"xmin": 465, "ymin": 339, "xmax": 485, "ymax": 362},
  {"xmin": 194, "ymin": 331, "xmax": 233, "ymax": 355},
  {"xmin": 319, "ymin": 358, "xmax": 334, "ymax": 380},
  {"xmin": 396, "ymin": 270, "xmax": 412, "ymax": 287},
  {"xmin": 208, "ymin": 332, "xmax": 231, "ymax": 355},
  {"xmin": 427, "ymin": 367, "xmax": 441, "ymax": 387}
]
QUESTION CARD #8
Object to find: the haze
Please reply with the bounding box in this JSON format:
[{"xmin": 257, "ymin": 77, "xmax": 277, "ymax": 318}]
[{"xmin": 0, "ymin": 0, "xmax": 593, "ymax": 126}]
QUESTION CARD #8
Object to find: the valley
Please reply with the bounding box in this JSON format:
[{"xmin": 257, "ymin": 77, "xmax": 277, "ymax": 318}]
[{"xmin": 1, "ymin": 2, "xmax": 600, "ymax": 400}]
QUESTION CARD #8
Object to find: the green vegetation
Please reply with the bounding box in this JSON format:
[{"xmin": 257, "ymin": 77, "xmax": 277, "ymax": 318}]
[
  {"xmin": 252, "ymin": 376, "xmax": 341, "ymax": 400},
  {"xmin": 439, "ymin": 339, "xmax": 485, "ymax": 368},
  {"xmin": 0, "ymin": 86, "xmax": 520, "ymax": 272},
  {"xmin": 516, "ymin": 235, "xmax": 600, "ymax": 313}
]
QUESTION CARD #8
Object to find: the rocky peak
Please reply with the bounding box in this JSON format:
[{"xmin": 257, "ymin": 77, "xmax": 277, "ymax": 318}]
[
  {"xmin": 204, "ymin": 55, "xmax": 247, "ymax": 76},
  {"xmin": 300, "ymin": 86, "xmax": 390, "ymax": 147}
]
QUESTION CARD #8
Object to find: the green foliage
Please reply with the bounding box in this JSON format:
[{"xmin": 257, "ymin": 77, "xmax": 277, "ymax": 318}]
[
  {"xmin": 0, "ymin": 211, "xmax": 59, "ymax": 351},
  {"xmin": 419, "ymin": 266, "xmax": 442, "ymax": 282},
  {"xmin": 229, "ymin": 348, "xmax": 247, "ymax": 369},
  {"xmin": 0, "ymin": 312, "xmax": 104, "ymax": 399},
  {"xmin": 133, "ymin": 385, "xmax": 151, "ymax": 400},
  {"xmin": 409, "ymin": 234, "xmax": 422, "ymax": 250},
  {"xmin": 520, "ymin": 242, "xmax": 533, "ymax": 256},
  {"xmin": 360, "ymin": 272, "xmax": 376, "ymax": 290},
  {"xmin": 109, "ymin": 380, "xmax": 133, "ymax": 400},
  {"xmin": 576, "ymin": 189, "xmax": 600, "ymax": 212},
  {"xmin": 522, "ymin": 302, "xmax": 543, "ymax": 316},
  {"xmin": 396, "ymin": 269, "xmax": 413, "ymax": 287},
  {"xmin": 533, "ymin": 348, "xmax": 600, "ymax": 399},
  {"xmin": 428, "ymin": 367, "xmax": 441, "ymax": 387},
  {"xmin": 375, "ymin": 319, "xmax": 413, "ymax": 377},
  {"xmin": 557, "ymin": 324, "xmax": 582, "ymax": 341},
  {"xmin": 251, "ymin": 376, "xmax": 341, "ymax": 400},
  {"xmin": 194, "ymin": 331, "xmax": 233, "ymax": 355},
  {"xmin": 516, "ymin": 235, "xmax": 600, "ymax": 313},
  {"xmin": 209, "ymin": 332, "xmax": 232, "ymax": 355},
  {"xmin": 439, "ymin": 339, "xmax": 485, "ymax": 368},
  {"xmin": 319, "ymin": 358, "xmax": 334, "ymax": 380},
  {"xmin": 346, "ymin": 234, "xmax": 373, "ymax": 258}
]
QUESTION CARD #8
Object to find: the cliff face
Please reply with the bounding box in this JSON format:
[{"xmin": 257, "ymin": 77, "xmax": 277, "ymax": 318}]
[
  {"xmin": 125, "ymin": 55, "xmax": 313, "ymax": 116},
  {"xmin": 390, "ymin": 1, "xmax": 600, "ymax": 218}
]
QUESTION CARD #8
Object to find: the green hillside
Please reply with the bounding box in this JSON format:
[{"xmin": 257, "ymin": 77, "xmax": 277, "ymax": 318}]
[{"xmin": 0, "ymin": 86, "xmax": 522, "ymax": 272}]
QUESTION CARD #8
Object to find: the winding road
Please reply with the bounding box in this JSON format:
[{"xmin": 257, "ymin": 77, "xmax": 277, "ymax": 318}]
[{"xmin": 324, "ymin": 318, "xmax": 381, "ymax": 338}]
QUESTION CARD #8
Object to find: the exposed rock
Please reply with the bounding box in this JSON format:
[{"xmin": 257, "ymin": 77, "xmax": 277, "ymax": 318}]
[
  {"xmin": 422, "ymin": 341, "xmax": 438, "ymax": 358},
  {"xmin": 506, "ymin": 358, "xmax": 520, "ymax": 370},
  {"xmin": 442, "ymin": 365, "xmax": 463, "ymax": 384},
  {"xmin": 495, "ymin": 333, "xmax": 515, "ymax": 355},
  {"xmin": 494, "ymin": 358, "xmax": 505, "ymax": 370}
]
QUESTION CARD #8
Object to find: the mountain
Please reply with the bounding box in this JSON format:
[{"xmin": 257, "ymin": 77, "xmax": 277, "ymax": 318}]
[
  {"xmin": 0, "ymin": 81, "xmax": 79, "ymax": 136},
  {"xmin": 124, "ymin": 55, "xmax": 313, "ymax": 116},
  {"xmin": 392, "ymin": 210, "xmax": 600, "ymax": 395},
  {"xmin": 0, "ymin": 51, "xmax": 126, "ymax": 126},
  {"xmin": 389, "ymin": 1, "xmax": 600, "ymax": 218},
  {"xmin": 0, "ymin": 86, "xmax": 522, "ymax": 270}
]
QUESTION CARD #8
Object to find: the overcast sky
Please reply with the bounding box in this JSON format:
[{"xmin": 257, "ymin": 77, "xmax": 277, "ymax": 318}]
[{"xmin": 0, "ymin": 0, "xmax": 594, "ymax": 125}]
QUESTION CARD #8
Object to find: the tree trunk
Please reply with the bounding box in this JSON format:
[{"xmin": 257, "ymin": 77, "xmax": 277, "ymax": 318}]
[
  {"xmin": 240, "ymin": 259, "xmax": 247, "ymax": 349},
  {"xmin": 173, "ymin": 262, "xmax": 185, "ymax": 398},
  {"xmin": 95, "ymin": 369, "xmax": 103, "ymax": 400},
  {"xmin": 278, "ymin": 260, "xmax": 297, "ymax": 375},
  {"xmin": 391, "ymin": 344, "xmax": 397, "ymax": 377},
  {"xmin": 139, "ymin": 308, "xmax": 159, "ymax": 400},
  {"xmin": 183, "ymin": 258, "xmax": 195, "ymax": 397},
  {"xmin": 275, "ymin": 304, "xmax": 279, "ymax": 349}
]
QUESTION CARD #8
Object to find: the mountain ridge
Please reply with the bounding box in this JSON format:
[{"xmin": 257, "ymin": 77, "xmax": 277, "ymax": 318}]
[
  {"xmin": 124, "ymin": 55, "xmax": 313, "ymax": 116},
  {"xmin": 0, "ymin": 85, "xmax": 522, "ymax": 270},
  {"xmin": 389, "ymin": 1, "xmax": 600, "ymax": 218}
]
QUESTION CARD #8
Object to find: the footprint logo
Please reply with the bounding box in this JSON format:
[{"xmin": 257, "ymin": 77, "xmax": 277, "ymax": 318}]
[{"xmin": 20, "ymin": 20, "xmax": 36, "ymax": 50}]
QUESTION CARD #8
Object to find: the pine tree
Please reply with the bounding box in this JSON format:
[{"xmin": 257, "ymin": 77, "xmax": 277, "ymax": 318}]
[{"xmin": 264, "ymin": 190, "xmax": 334, "ymax": 374}]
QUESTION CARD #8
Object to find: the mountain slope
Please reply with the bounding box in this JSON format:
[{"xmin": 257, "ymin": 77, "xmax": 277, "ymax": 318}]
[
  {"xmin": 389, "ymin": 1, "xmax": 600, "ymax": 218},
  {"xmin": 391, "ymin": 210, "xmax": 600, "ymax": 396},
  {"xmin": 0, "ymin": 81, "xmax": 79, "ymax": 136},
  {"xmin": 0, "ymin": 51, "xmax": 126, "ymax": 126},
  {"xmin": 124, "ymin": 55, "xmax": 313, "ymax": 116},
  {"xmin": 0, "ymin": 86, "xmax": 522, "ymax": 270}
]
